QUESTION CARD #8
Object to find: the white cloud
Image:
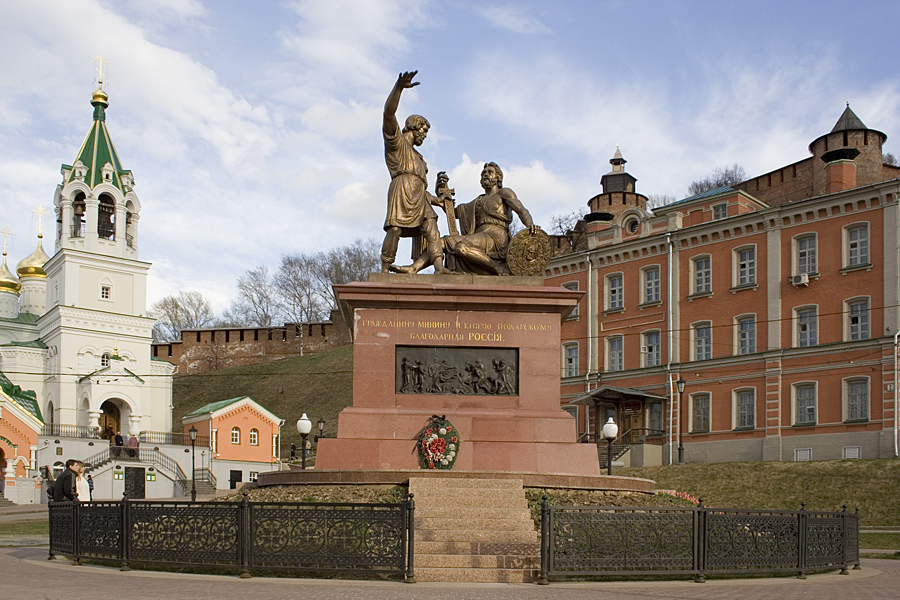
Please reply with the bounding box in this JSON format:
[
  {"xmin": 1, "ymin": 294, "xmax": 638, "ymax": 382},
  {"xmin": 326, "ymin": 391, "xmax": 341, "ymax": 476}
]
[{"xmin": 474, "ymin": 3, "xmax": 551, "ymax": 34}]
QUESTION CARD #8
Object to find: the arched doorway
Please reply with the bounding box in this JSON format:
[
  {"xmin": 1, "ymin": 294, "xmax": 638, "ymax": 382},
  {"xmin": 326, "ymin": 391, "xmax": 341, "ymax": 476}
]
[{"xmin": 99, "ymin": 401, "xmax": 120, "ymax": 439}]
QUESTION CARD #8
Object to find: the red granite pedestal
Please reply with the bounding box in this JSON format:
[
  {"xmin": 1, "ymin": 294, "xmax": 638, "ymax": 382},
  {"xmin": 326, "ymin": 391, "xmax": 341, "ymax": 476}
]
[{"xmin": 315, "ymin": 274, "xmax": 602, "ymax": 477}]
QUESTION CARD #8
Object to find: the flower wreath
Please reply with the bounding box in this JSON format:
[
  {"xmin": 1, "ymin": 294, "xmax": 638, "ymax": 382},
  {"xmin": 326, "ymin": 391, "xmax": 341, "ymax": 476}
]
[{"xmin": 416, "ymin": 415, "xmax": 459, "ymax": 470}]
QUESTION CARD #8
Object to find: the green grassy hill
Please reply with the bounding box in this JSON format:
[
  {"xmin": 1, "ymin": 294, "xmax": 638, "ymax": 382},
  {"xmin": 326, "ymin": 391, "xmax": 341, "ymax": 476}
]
[
  {"xmin": 172, "ymin": 345, "xmax": 353, "ymax": 453},
  {"xmin": 621, "ymin": 460, "xmax": 900, "ymax": 525}
]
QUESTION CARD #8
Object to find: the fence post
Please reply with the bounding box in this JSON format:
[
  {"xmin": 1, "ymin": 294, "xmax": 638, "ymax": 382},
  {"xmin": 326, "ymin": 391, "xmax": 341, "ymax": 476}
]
[
  {"xmin": 405, "ymin": 493, "xmax": 416, "ymax": 583},
  {"xmin": 537, "ymin": 495, "xmax": 549, "ymax": 585},
  {"xmin": 69, "ymin": 501, "xmax": 81, "ymax": 566},
  {"xmin": 47, "ymin": 502, "xmax": 55, "ymax": 561},
  {"xmin": 796, "ymin": 502, "xmax": 807, "ymax": 579},
  {"xmin": 239, "ymin": 490, "xmax": 252, "ymax": 578},
  {"xmin": 839, "ymin": 505, "xmax": 850, "ymax": 575},
  {"xmin": 853, "ymin": 507, "xmax": 861, "ymax": 570},
  {"xmin": 694, "ymin": 498, "xmax": 706, "ymax": 583},
  {"xmin": 120, "ymin": 492, "xmax": 131, "ymax": 571}
]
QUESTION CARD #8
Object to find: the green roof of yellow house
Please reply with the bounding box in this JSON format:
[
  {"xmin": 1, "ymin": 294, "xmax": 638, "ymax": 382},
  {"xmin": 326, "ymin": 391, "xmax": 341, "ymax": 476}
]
[
  {"xmin": 184, "ymin": 396, "xmax": 250, "ymax": 419},
  {"xmin": 0, "ymin": 370, "xmax": 42, "ymax": 422}
]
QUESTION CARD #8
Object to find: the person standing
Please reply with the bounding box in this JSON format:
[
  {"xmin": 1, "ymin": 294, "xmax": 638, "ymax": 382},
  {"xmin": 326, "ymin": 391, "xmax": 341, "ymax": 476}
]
[
  {"xmin": 76, "ymin": 469, "xmax": 91, "ymax": 502},
  {"xmin": 128, "ymin": 434, "xmax": 139, "ymax": 458},
  {"xmin": 113, "ymin": 431, "xmax": 124, "ymax": 458},
  {"xmin": 52, "ymin": 459, "xmax": 83, "ymax": 502},
  {"xmin": 86, "ymin": 474, "xmax": 94, "ymax": 501}
]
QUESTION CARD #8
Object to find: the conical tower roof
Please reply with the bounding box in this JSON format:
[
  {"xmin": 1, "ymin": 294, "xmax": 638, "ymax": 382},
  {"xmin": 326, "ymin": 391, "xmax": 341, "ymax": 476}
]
[
  {"xmin": 831, "ymin": 104, "xmax": 868, "ymax": 133},
  {"xmin": 61, "ymin": 85, "xmax": 128, "ymax": 192}
]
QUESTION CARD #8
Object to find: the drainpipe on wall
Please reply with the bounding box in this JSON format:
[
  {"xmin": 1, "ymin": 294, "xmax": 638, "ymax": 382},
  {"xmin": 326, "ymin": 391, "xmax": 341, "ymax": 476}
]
[
  {"xmin": 585, "ymin": 255, "xmax": 595, "ymax": 435},
  {"xmin": 666, "ymin": 233, "xmax": 675, "ymax": 465},
  {"xmin": 894, "ymin": 331, "xmax": 899, "ymax": 458}
]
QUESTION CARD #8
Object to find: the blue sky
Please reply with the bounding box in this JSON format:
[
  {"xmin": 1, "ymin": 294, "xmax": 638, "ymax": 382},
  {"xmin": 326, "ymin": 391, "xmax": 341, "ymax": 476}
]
[{"xmin": 1, "ymin": 0, "xmax": 898, "ymax": 313}]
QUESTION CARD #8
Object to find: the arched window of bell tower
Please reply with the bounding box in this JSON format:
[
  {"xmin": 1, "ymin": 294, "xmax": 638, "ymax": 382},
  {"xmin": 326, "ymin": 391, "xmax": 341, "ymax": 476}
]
[
  {"xmin": 98, "ymin": 193, "xmax": 115, "ymax": 240},
  {"xmin": 125, "ymin": 200, "xmax": 136, "ymax": 249},
  {"xmin": 72, "ymin": 192, "xmax": 86, "ymax": 238}
]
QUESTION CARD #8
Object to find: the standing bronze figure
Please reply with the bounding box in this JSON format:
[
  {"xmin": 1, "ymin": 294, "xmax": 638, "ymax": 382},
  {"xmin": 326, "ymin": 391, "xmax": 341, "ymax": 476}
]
[{"xmin": 380, "ymin": 71, "xmax": 448, "ymax": 274}]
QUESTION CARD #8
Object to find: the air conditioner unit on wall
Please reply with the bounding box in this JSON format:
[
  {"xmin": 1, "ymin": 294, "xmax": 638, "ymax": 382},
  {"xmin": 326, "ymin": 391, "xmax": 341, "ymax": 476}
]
[{"xmin": 789, "ymin": 273, "xmax": 810, "ymax": 286}]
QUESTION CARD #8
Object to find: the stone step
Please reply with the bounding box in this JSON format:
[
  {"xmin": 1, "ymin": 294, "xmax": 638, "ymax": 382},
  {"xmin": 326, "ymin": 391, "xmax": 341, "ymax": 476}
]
[
  {"xmin": 416, "ymin": 553, "xmax": 539, "ymax": 569},
  {"xmin": 409, "ymin": 477, "xmax": 524, "ymax": 490},
  {"xmin": 417, "ymin": 540, "xmax": 540, "ymax": 556},
  {"xmin": 416, "ymin": 528, "xmax": 538, "ymax": 543},
  {"xmin": 416, "ymin": 506, "xmax": 531, "ymax": 520},
  {"xmin": 415, "ymin": 566, "xmax": 536, "ymax": 584},
  {"xmin": 412, "ymin": 494, "xmax": 527, "ymax": 509},
  {"xmin": 415, "ymin": 516, "xmax": 536, "ymax": 532}
]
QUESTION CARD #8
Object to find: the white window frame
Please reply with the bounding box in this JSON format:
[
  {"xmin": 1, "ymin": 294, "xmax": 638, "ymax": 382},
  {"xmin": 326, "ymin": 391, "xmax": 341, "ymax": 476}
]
[
  {"xmin": 643, "ymin": 331, "xmax": 661, "ymax": 367},
  {"xmin": 794, "ymin": 448, "xmax": 812, "ymax": 461},
  {"xmin": 249, "ymin": 428, "xmax": 259, "ymax": 446},
  {"xmin": 792, "ymin": 382, "xmax": 817, "ymax": 426},
  {"xmin": 692, "ymin": 255, "xmax": 712, "ymax": 295},
  {"xmin": 735, "ymin": 315, "xmax": 756, "ymax": 355},
  {"xmin": 563, "ymin": 343, "xmax": 579, "ymax": 378},
  {"xmin": 846, "ymin": 297, "xmax": 870, "ymax": 341},
  {"xmin": 690, "ymin": 392, "xmax": 711, "ymax": 433},
  {"xmin": 642, "ymin": 265, "xmax": 661, "ymax": 304},
  {"xmin": 101, "ymin": 353, "xmax": 111, "ymax": 368},
  {"xmin": 733, "ymin": 388, "xmax": 755, "ymax": 430},
  {"xmin": 606, "ymin": 273, "xmax": 624, "ymax": 311},
  {"xmin": 733, "ymin": 245, "xmax": 756, "ymax": 287},
  {"xmin": 692, "ymin": 321, "xmax": 712, "ymax": 361},
  {"xmin": 606, "ymin": 336, "xmax": 623, "ymax": 371},
  {"xmin": 843, "ymin": 446, "xmax": 861, "ymax": 460},
  {"xmin": 794, "ymin": 306, "xmax": 818, "ymax": 347},
  {"xmin": 563, "ymin": 281, "xmax": 579, "ymax": 318},
  {"xmin": 712, "ymin": 203, "xmax": 728, "ymax": 220},
  {"xmin": 844, "ymin": 377, "xmax": 869, "ymax": 422},
  {"xmin": 231, "ymin": 427, "xmax": 240, "ymax": 445},
  {"xmin": 249, "ymin": 471, "xmax": 259, "ymax": 482},
  {"xmin": 648, "ymin": 401, "xmax": 664, "ymax": 433},
  {"xmin": 844, "ymin": 222, "xmax": 870, "ymax": 268},
  {"xmin": 794, "ymin": 234, "xmax": 818, "ymax": 275},
  {"xmin": 99, "ymin": 282, "xmax": 113, "ymax": 301}
]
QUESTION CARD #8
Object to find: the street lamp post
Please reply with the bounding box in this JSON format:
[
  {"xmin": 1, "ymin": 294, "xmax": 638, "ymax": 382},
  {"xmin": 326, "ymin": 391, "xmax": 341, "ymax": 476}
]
[
  {"xmin": 189, "ymin": 425, "xmax": 197, "ymax": 502},
  {"xmin": 297, "ymin": 414, "xmax": 312, "ymax": 470},
  {"xmin": 602, "ymin": 417, "xmax": 618, "ymax": 476},
  {"xmin": 676, "ymin": 378, "xmax": 686, "ymax": 464},
  {"xmin": 317, "ymin": 417, "xmax": 325, "ymax": 440}
]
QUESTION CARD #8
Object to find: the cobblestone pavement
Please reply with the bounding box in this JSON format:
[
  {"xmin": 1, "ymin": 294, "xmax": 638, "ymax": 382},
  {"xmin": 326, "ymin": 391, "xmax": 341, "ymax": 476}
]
[{"xmin": 4, "ymin": 547, "xmax": 900, "ymax": 600}]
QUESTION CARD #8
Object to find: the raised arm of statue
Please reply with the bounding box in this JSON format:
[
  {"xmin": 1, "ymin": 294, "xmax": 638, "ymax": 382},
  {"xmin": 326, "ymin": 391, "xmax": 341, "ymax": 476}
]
[{"xmin": 383, "ymin": 70, "xmax": 419, "ymax": 136}]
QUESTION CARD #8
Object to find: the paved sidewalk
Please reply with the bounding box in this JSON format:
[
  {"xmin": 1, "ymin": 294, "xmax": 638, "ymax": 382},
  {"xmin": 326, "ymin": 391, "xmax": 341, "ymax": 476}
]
[{"xmin": 3, "ymin": 546, "xmax": 900, "ymax": 600}]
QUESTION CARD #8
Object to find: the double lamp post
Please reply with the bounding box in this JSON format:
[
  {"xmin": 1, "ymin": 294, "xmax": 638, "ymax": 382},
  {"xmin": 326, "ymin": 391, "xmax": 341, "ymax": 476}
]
[{"xmin": 295, "ymin": 414, "xmax": 326, "ymax": 470}]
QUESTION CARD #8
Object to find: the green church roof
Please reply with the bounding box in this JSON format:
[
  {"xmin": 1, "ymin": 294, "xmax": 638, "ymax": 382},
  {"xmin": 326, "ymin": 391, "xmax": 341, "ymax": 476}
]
[
  {"xmin": 0, "ymin": 370, "xmax": 42, "ymax": 423},
  {"xmin": 61, "ymin": 87, "xmax": 129, "ymax": 192}
]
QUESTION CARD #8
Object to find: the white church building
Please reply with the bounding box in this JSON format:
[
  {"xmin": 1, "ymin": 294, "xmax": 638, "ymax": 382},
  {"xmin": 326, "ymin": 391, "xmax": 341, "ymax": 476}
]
[{"xmin": 0, "ymin": 82, "xmax": 189, "ymax": 503}]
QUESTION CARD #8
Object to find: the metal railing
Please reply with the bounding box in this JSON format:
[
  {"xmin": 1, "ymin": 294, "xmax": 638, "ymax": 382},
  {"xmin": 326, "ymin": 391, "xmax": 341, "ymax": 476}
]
[
  {"xmin": 140, "ymin": 431, "xmax": 210, "ymax": 447},
  {"xmin": 42, "ymin": 424, "xmax": 99, "ymax": 439},
  {"xmin": 538, "ymin": 499, "xmax": 859, "ymax": 583},
  {"xmin": 48, "ymin": 493, "xmax": 416, "ymax": 581},
  {"xmin": 82, "ymin": 447, "xmax": 189, "ymax": 494}
]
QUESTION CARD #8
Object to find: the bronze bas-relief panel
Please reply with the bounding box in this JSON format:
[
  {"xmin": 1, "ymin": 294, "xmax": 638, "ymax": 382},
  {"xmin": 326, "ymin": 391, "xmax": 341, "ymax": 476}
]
[{"xmin": 396, "ymin": 346, "xmax": 518, "ymax": 396}]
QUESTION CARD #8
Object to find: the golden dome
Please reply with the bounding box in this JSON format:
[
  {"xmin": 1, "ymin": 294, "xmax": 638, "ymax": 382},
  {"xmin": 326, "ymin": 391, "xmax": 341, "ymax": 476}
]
[
  {"xmin": 16, "ymin": 235, "xmax": 50, "ymax": 279},
  {"xmin": 92, "ymin": 86, "xmax": 109, "ymax": 106},
  {"xmin": 0, "ymin": 253, "xmax": 20, "ymax": 293}
]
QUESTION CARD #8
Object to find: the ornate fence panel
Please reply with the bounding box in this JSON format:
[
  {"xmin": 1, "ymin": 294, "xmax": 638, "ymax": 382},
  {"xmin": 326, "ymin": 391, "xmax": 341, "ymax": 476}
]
[
  {"xmin": 248, "ymin": 502, "xmax": 409, "ymax": 575},
  {"xmin": 540, "ymin": 500, "xmax": 859, "ymax": 583},
  {"xmin": 547, "ymin": 506, "xmax": 697, "ymax": 577},
  {"xmin": 704, "ymin": 509, "xmax": 800, "ymax": 573},
  {"xmin": 77, "ymin": 502, "xmax": 123, "ymax": 559},
  {"xmin": 47, "ymin": 495, "xmax": 414, "ymax": 581},
  {"xmin": 128, "ymin": 502, "xmax": 242, "ymax": 567}
]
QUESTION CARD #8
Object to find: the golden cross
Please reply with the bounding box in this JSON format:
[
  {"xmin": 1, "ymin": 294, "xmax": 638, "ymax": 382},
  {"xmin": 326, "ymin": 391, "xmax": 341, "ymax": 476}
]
[
  {"xmin": 31, "ymin": 205, "xmax": 50, "ymax": 236},
  {"xmin": 93, "ymin": 54, "xmax": 109, "ymax": 87},
  {"xmin": 0, "ymin": 227, "xmax": 14, "ymax": 254}
]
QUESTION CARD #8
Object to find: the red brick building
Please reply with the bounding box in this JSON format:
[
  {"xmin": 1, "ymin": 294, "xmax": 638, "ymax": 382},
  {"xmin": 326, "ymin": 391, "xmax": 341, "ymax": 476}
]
[
  {"xmin": 152, "ymin": 315, "xmax": 349, "ymax": 375},
  {"xmin": 546, "ymin": 106, "xmax": 900, "ymax": 465}
]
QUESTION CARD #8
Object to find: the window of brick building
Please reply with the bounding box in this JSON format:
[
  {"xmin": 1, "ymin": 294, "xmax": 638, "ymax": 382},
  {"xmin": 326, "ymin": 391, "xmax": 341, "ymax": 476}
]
[
  {"xmin": 847, "ymin": 298, "xmax": 870, "ymax": 340},
  {"xmin": 845, "ymin": 378, "xmax": 869, "ymax": 422},
  {"xmin": 606, "ymin": 274, "xmax": 624, "ymax": 311},
  {"xmin": 563, "ymin": 343, "xmax": 579, "ymax": 378},
  {"xmin": 737, "ymin": 316, "xmax": 756, "ymax": 354},
  {"xmin": 796, "ymin": 307, "xmax": 817, "ymax": 347},
  {"xmin": 643, "ymin": 266, "xmax": 660, "ymax": 304},
  {"xmin": 692, "ymin": 256, "xmax": 711, "ymax": 294},
  {"xmin": 693, "ymin": 322, "xmax": 712, "ymax": 360},
  {"xmin": 794, "ymin": 384, "xmax": 816, "ymax": 425},
  {"xmin": 691, "ymin": 394, "xmax": 710, "ymax": 433},
  {"xmin": 846, "ymin": 224, "xmax": 869, "ymax": 267},
  {"xmin": 643, "ymin": 331, "xmax": 661, "ymax": 367},
  {"xmin": 735, "ymin": 389, "xmax": 755, "ymax": 430},
  {"xmin": 796, "ymin": 235, "xmax": 817, "ymax": 275},
  {"xmin": 607, "ymin": 336, "xmax": 623, "ymax": 371}
]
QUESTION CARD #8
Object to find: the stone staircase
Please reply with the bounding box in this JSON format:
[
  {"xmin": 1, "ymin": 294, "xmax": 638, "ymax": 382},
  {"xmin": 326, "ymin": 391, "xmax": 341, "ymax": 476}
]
[{"xmin": 409, "ymin": 477, "xmax": 540, "ymax": 583}]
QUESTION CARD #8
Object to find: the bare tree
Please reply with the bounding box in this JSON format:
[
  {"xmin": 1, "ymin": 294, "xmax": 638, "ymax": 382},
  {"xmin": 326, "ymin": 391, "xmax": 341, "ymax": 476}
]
[
  {"xmin": 227, "ymin": 266, "xmax": 283, "ymax": 327},
  {"xmin": 646, "ymin": 194, "xmax": 676, "ymax": 209},
  {"xmin": 312, "ymin": 239, "xmax": 380, "ymax": 309},
  {"xmin": 885, "ymin": 152, "xmax": 898, "ymax": 167},
  {"xmin": 277, "ymin": 253, "xmax": 328, "ymax": 323},
  {"xmin": 547, "ymin": 208, "xmax": 588, "ymax": 235},
  {"xmin": 686, "ymin": 164, "xmax": 746, "ymax": 197},
  {"xmin": 149, "ymin": 290, "xmax": 216, "ymax": 342}
]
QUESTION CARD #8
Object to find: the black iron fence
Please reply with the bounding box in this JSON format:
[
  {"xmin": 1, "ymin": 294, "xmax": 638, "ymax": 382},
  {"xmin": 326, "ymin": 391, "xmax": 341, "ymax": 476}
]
[
  {"xmin": 538, "ymin": 499, "xmax": 859, "ymax": 583},
  {"xmin": 48, "ymin": 493, "xmax": 416, "ymax": 581}
]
